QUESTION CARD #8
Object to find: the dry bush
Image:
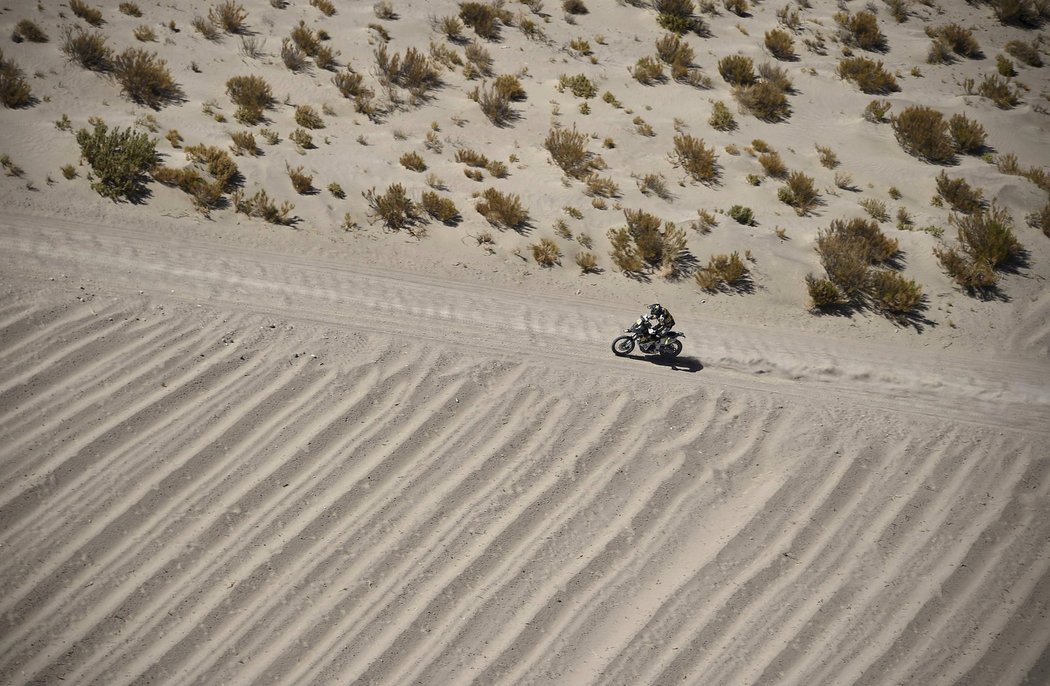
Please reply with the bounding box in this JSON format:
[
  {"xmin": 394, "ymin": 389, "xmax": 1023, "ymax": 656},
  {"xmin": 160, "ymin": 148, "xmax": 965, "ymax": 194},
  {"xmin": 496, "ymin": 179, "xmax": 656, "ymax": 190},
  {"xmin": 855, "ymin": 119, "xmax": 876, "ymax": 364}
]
[
  {"xmin": 632, "ymin": 56, "xmax": 666, "ymax": 85},
  {"xmin": 608, "ymin": 226, "xmax": 644, "ymax": 274},
  {"xmin": 231, "ymin": 188, "xmax": 294, "ymax": 225},
  {"xmin": 230, "ymin": 131, "xmax": 258, "ymax": 156},
  {"xmin": 290, "ymin": 21, "xmax": 320, "ymax": 55},
  {"xmin": 933, "ymin": 245, "xmax": 997, "ymax": 291},
  {"xmin": 311, "ymin": 0, "xmax": 336, "ymax": 16},
  {"xmin": 778, "ymin": 171, "xmax": 819, "ymax": 215},
  {"xmin": 656, "ymin": 32, "xmax": 695, "ymax": 69},
  {"xmin": 1005, "ymin": 39, "xmax": 1042, "ymax": 67},
  {"xmin": 866, "ymin": 271, "xmax": 923, "ymax": 314},
  {"xmin": 764, "ymin": 29, "xmax": 796, "ymax": 60},
  {"xmin": 289, "ymin": 128, "xmax": 313, "ymax": 149},
  {"xmin": 364, "ymin": 183, "xmax": 420, "ymax": 229},
  {"xmin": 758, "ymin": 151, "xmax": 787, "ymax": 178},
  {"xmin": 459, "ymin": 2, "xmax": 501, "ymax": 40},
  {"xmin": 834, "ymin": 10, "xmax": 886, "ymax": 52},
  {"xmin": 281, "ymin": 40, "xmax": 307, "ymax": 72},
  {"xmin": 464, "ymin": 43, "xmax": 494, "ymax": 78},
  {"xmin": 184, "ymin": 143, "xmax": 239, "ymax": 190},
  {"xmin": 708, "ymin": 100, "xmax": 736, "ymax": 131},
  {"xmin": 584, "ymin": 173, "xmax": 620, "ymax": 197},
  {"xmin": 192, "ymin": 16, "xmax": 221, "ymax": 41},
  {"xmin": 70, "ymin": 0, "xmax": 104, "ymax": 27},
  {"xmin": 727, "ymin": 204, "xmax": 753, "ymax": 224},
  {"xmin": 437, "ymin": 15, "xmax": 464, "ymax": 41},
  {"xmin": 815, "ymin": 218, "xmax": 896, "ymax": 301},
  {"xmin": 634, "ymin": 117, "xmax": 655, "ymax": 136},
  {"xmin": 929, "ymin": 23, "xmax": 981, "ymax": 58},
  {"xmin": 112, "ymin": 49, "xmax": 181, "ymax": 109},
  {"xmin": 734, "ymin": 80, "xmax": 790, "ymax": 121},
  {"xmin": 456, "ymin": 147, "xmax": 489, "ymax": 168},
  {"xmin": 75, "ymin": 120, "xmax": 158, "ymax": 200},
  {"xmin": 400, "ymin": 151, "xmax": 427, "ymax": 171},
  {"xmin": 133, "ymin": 25, "xmax": 156, "ymax": 42},
  {"xmin": 816, "ymin": 144, "xmax": 839, "ymax": 168},
  {"xmin": 997, "ymin": 54, "xmax": 1017, "ymax": 77},
  {"xmin": 758, "ymin": 62, "xmax": 792, "ymax": 92},
  {"xmin": 936, "ymin": 171, "xmax": 984, "ymax": 214},
  {"xmin": 165, "ymin": 129, "xmax": 183, "ymax": 147},
  {"xmin": 493, "ymin": 74, "xmax": 526, "ymax": 101},
  {"xmin": 544, "ymin": 126, "xmax": 598, "ymax": 179},
  {"xmin": 991, "ymin": 0, "xmax": 1044, "ymax": 27},
  {"xmin": 119, "ymin": 2, "xmax": 141, "ymax": 17},
  {"xmin": 314, "ymin": 44, "xmax": 338, "ymax": 71},
  {"xmin": 0, "ymin": 50, "xmax": 32, "ymax": 108},
  {"xmin": 952, "ymin": 202, "xmax": 1022, "ymax": 267},
  {"xmin": 805, "ymin": 273, "xmax": 845, "ymax": 308},
  {"xmin": 373, "ymin": 0, "xmax": 396, "ymax": 19},
  {"xmin": 476, "ymin": 187, "xmax": 529, "ymax": 229},
  {"xmin": 892, "ymin": 105, "xmax": 955, "ymax": 164},
  {"xmin": 670, "ymin": 133, "xmax": 719, "ymax": 184},
  {"xmin": 863, "ymin": 99, "xmax": 892, "ymax": 123},
  {"xmin": 695, "ymin": 252, "xmax": 748, "ymax": 291},
  {"xmin": 472, "ymin": 82, "xmax": 514, "ymax": 125},
  {"xmin": 285, "ymin": 164, "xmax": 313, "ymax": 195},
  {"xmin": 1025, "ymin": 202, "xmax": 1049, "ymax": 238},
  {"xmin": 635, "ymin": 172, "xmax": 671, "ymax": 199},
  {"xmin": 608, "ymin": 209, "xmax": 669, "ymax": 272},
  {"xmin": 885, "ymin": 0, "xmax": 908, "ymax": 22},
  {"xmin": 332, "ymin": 68, "xmax": 372, "ymax": 100},
  {"xmin": 563, "ymin": 0, "xmax": 588, "ymax": 14},
  {"xmin": 375, "ymin": 44, "xmax": 441, "ymax": 99},
  {"xmin": 558, "ymin": 73, "xmax": 597, "ymax": 98},
  {"xmin": 226, "ymin": 75, "xmax": 273, "ymax": 124},
  {"xmin": 971, "ymin": 74, "xmax": 1022, "ymax": 109},
  {"xmin": 837, "ymin": 56, "xmax": 899, "ymax": 94},
  {"xmin": 531, "ymin": 238, "xmax": 561, "ymax": 266},
  {"xmin": 294, "ymin": 104, "xmax": 324, "ymax": 129},
  {"xmin": 421, "ymin": 190, "xmax": 460, "ymax": 223},
  {"xmin": 209, "ymin": 1, "xmax": 248, "ymax": 33},
  {"xmin": 695, "ymin": 208, "xmax": 718, "ymax": 232},
  {"xmin": 575, "ymin": 251, "xmax": 599, "ymax": 272},
  {"xmin": 717, "ymin": 54, "xmax": 756, "ymax": 85},
  {"xmin": 153, "ymin": 166, "xmax": 223, "ymax": 213},
  {"xmin": 14, "ymin": 19, "xmax": 49, "ymax": 43},
  {"xmin": 327, "ymin": 182, "xmax": 344, "ymax": 198},
  {"xmin": 927, "ymin": 37, "xmax": 954, "ymax": 64},
  {"xmin": 62, "ymin": 27, "xmax": 112, "ymax": 71},
  {"xmin": 724, "ymin": 0, "xmax": 749, "ymax": 16},
  {"xmin": 948, "ymin": 113, "xmax": 986, "ymax": 154},
  {"xmin": 859, "ymin": 197, "xmax": 889, "ymax": 222}
]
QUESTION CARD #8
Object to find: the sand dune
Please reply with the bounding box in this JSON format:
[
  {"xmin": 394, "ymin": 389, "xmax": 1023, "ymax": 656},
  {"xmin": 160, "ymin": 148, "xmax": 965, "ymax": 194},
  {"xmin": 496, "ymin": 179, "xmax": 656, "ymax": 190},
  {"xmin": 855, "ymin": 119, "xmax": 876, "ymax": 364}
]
[{"xmin": 1, "ymin": 218, "xmax": 1048, "ymax": 685}]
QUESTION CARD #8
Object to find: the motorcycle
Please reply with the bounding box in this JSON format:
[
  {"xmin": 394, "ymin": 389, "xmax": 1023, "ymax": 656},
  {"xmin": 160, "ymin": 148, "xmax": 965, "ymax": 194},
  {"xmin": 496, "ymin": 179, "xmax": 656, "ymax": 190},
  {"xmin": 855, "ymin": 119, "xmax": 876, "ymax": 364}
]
[{"xmin": 611, "ymin": 323, "xmax": 684, "ymax": 358}]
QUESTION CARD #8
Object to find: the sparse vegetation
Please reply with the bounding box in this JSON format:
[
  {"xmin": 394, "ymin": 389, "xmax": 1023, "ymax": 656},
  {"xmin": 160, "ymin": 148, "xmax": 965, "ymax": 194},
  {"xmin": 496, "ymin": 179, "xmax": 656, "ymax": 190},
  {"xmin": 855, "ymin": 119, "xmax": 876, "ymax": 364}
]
[
  {"xmin": 231, "ymin": 188, "xmax": 294, "ymax": 225},
  {"xmin": 286, "ymin": 164, "xmax": 314, "ymax": 194},
  {"xmin": 948, "ymin": 113, "xmax": 986, "ymax": 154},
  {"xmin": 364, "ymin": 183, "xmax": 420, "ymax": 230},
  {"xmin": 119, "ymin": 2, "xmax": 141, "ymax": 17},
  {"xmin": 374, "ymin": 44, "xmax": 441, "ymax": 101},
  {"xmin": 935, "ymin": 202, "xmax": 1022, "ymax": 292},
  {"xmin": 62, "ymin": 27, "xmax": 112, "ymax": 71},
  {"xmin": 936, "ymin": 171, "xmax": 984, "ymax": 214},
  {"xmin": 816, "ymin": 145, "xmax": 839, "ymax": 168},
  {"xmin": 859, "ymin": 197, "xmax": 889, "ymax": 222},
  {"xmin": 778, "ymin": 171, "xmax": 819, "ymax": 215},
  {"xmin": 764, "ymin": 29, "xmax": 795, "ymax": 60},
  {"xmin": 695, "ymin": 252, "xmax": 748, "ymax": 291},
  {"xmin": 670, "ymin": 133, "xmax": 719, "ymax": 185},
  {"xmin": 834, "ymin": 10, "xmax": 886, "ymax": 52},
  {"xmin": 575, "ymin": 251, "xmax": 599, "ymax": 272},
  {"xmin": 289, "ymin": 128, "xmax": 314, "ymax": 150},
  {"xmin": 928, "ymin": 23, "xmax": 981, "ymax": 59},
  {"xmin": 70, "ymin": 0, "xmax": 104, "ymax": 27},
  {"xmin": 476, "ymin": 187, "xmax": 529, "ymax": 229},
  {"xmin": 558, "ymin": 73, "xmax": 598, "ymax": 99},
  {"xmin": 226, "ymin": 75, "xmax": 273, "ymax": 124},
  {"xmin": 459, "ymin": 2, "xmax": 502, "ymax": 41},
  {"xmin": 1005, "ymin": 40, "xmax": 1042, "ymax": 68},
  {"xmin": 717, "ymin": 54, "xmax": 755, "ymax": 86},
  {"xmin": 727, "ymin": 204, "xmax": 753, "ymax": 225},
  {"xmin": 421, "ymin": 190, "xmax": 460, "ymax": 223},
  {"xmin": 892, "ymin": 105, "xmax": 955, "ymax": 164},
  {"xmin": 838, "ymin": 56, "xmax": 899, "ymax": 94},
  {"xmin": 400, "ymin": 151, "xmax": 427, "ymax": 172},
  {"xmin": 294, "ymin": 104, "xmax": 325, "ymax": 129},
  {"xmin": 863, "ymin": 99, "xmax": 892, "ymax": 123},
  {"xmin": 112, "ymin": 49, "xmax": 181, "ymax": 109},
  {"xmin": 531, "ymin": 238, "xmax": 561, "ymax": 266},
  {"xmin": 0, "ymin": 49, "xmax": 32, "ymax": 108},
  {"xmin": 758, "ymin": 151, "xmax": 787, "ymax": 178},
  {"xmin": 229, "ymin": 130, "xmax": 258, "ymax": 156},
  {"xmin": 607, "ymin": 208, "xmax": 687, "ymax": 276},
  {"xmin": 968, "ymin": 73, "xmax": 1022, "ymax": 109},
  {"xmin": 209, "ymin": 1, "xmax": 248, "ymax": 34},
  {"xmin": 545, "ymin": 126, "xmax": 600, "ymax": 179},
  {"xmin": 708, "ymin": 101, "xmax": 736, "ymax": 131},
  {"xmin": 14, "ymin": 19, "xmax": 49, "ymax": 43}
]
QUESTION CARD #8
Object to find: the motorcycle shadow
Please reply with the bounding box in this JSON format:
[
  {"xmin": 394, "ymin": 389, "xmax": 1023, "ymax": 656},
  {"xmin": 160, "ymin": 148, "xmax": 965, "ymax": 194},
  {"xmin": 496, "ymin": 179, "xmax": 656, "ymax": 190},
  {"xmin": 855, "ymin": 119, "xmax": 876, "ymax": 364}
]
[{"xmin": 622, "ymin": 354, "xmax": 704, "ymax": 373}]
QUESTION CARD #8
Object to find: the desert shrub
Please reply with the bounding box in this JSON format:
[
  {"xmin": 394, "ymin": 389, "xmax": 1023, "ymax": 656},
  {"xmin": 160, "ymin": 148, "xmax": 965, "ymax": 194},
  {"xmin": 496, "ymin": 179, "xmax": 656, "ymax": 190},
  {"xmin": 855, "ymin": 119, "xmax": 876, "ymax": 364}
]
[
  {"xmin": 734, "ymin": 81, "xmax": 790, "ymax": 121},
  {"xmin": 133, "ymin": 25, "xmax": 156, "ymax": 42},
  {"xmin": 635, "ymin": 172, "xmax": 670, "ymax": 199},
  {"xmin": 286, "ymin": 164, "xmax": 314, "ymax": 194},
  {"xmin": 1025, "ymin": 202, "xmax": 1050, "ymax": 238},
  {"xmin": 492, "ymin": 74, "xmax": 526, "ymax": 101},
  {"xmin": 312, "ymin": 0, "xmax": 336, "ymax": 15},
  {"xmin": 226, "ymin": 75, "xmax": 273, "ymax": 124},
  {"xmin": 611, "ymin": 209, "xmax": 686, "ymax": 273},
  {"xmin": 0, "ymin": 50, "xmax": 32, "ymax": 108},
  {"xmin": 764, "ymin": 28, "xmax": 796, "ymax": 60},
  {"xmin": 558, "ymin": 73, "xmax": 597, "ymax": 98},
  {"xmin": 991, "ymin": 0, "xmax": 1044, "ymax": 27},
  {"xmin": 192, "ymin": 16, "xmax": 221, "ymax": 41},
  {"xmin": 656, "ymin": 32, "xmax": 694, "ymax": 68},
  {"xmin": 289, "ymin": 128, "xmax": 313, "ymax": 149},
  {"xmin": 70, "ymin": 0, "xmax": 103, "ymax": 26},
  {"xmin": 933, "ymin": 245, "xmax": 997, "ymax": 291},
  {"xmin": 294, "ymin": 104, "xmax": 324, "ymax": 129},
  {"xmin": 459, "ymin": 2, "xmax": 501, "ymax": 40},
  {"xmin": 373, "ymin": 0, "xmax": 396, "ymax": 19},
  {"xmin": 816, "ymin": 144, "xmax": 839, "ymax": 168},
  {"xmin": 231, "ymin": 188, "xmax": 294, "ymax": 224},
  {"xmin": 421, "ymin": 190, "xmax": 460, "ymax": 223},
  {"xmin": 400, "ymin": 151, "xmax": 427, "ymax": 171},
  {"xmin": 564, "ymin": 0, "xmax": 588, "ymax": 12},
  {"xmin": 119, "ymin": 2, "xmax": 141, "ymax": 17},
  {"xmin": 332, "ymin": 69, "xmax": 368, "ymax": 100},
  {"xmin": 805, "ymin": 273, "xmax": 845, "ymax": 308},
  {"xmin": 476, "ymin": 187, "xmax": 529, "ymax": 229},
  {"xmin": 1005, "ymin": 39, "xmax": 1042, "ymax": 67},
  {"xmin": 184, "ymin": 143, "xmax": 239, "ymax": 190},
  {"xmin": 314, "ymin": 44, "xmax": 338, "ymax": 71},
  {"xmin": 165, "ymin": 129, "xmax": 183, "ymax": 148},
  {"xmin": 473, "ymin": 82, "xmax": 514, "ymax": 125},
  {"xmin": 575, "ymin": 251, "xmax": 598, "ymax": 272},
  {"xmin": 327, "ymin": 182, "xmax": 345, "ymax": 198},
  {"xmin": 456, "ymin": 148, "xmax": 489, "ymax": 168},
  {"xmin": 952, "ymin": 202, "xmax": 1022, "ymax": 268},
  {"xmin": 608, "ymin": 227, "xmax": 644, "ymax": 274},
  {"xmin": 866, "ymin": 271, "xmax": 923, "ymax": 314},
  {"xmin": 948, "ymin": 113, "xmax": 986, "ymax": 154},
  {"xmin": 815, "ymin": 218, "xmax": 894, "ymax": 300},
  {"xmin": 892, "ymin": 105, "xmax": 955, "ymax": 164},
  {"xmin": 61, "ymin": 163, "xmax": 77, "ymax": 179},
  {"xmin": 111, "ymin": 49, "xmax": 180, "ymax": 109},
  {"xmin": 229, "ymin": 130, "xmax": 258, "ymax": 156},
  {"xmin": 837, "ymin": 56, "xmax": 898, "ymax": 94},
  {"xmin": 727, "ymin": 205, "xmax": 753, "ymax": 224},
  {"xmin": 863, "ymin": 99, "xmax": 892, "ymax": 123},
  {"xmin": 859, "ymin": 197, "xmax": 889, "ymax": 222},
  {"xmin": 531, "ymin": 238, "xmax": 561, "ymax": 266},
  {"xmin": 62, "ymin": 27, "xmax": 112, "ymax": 71},
  {"xmin": 584, "ymin": 173, "xmax": 620, "ymax": 198},
  {"xmin": 464, "ymin": 43, "xmax": 494, "ymax": 78},
  {"xmin": 927, "ymin": 37, "xmax": 954, "ymax": 64},
  {"xmin": 437, "ymin": 15, "xmax": 464, "ymax": 40},
  {"xmin": 209, "ymin": 0, "xmax": 248, "ymax": 33},
  {"xmin": 758, "ymin": 62, "xmax": 792, "ymax": 92},
  {"xmin": 997, "ymin": 54, "xmax": 1017, "ymax": 77},
  {"xmin": 670, "ymin": 133, "xmax": 719, "ymax": 184},
  {"xmin": 290, "ymin": 21, "xmax": 320, "ymax": 56},
  {"xmin": 14, "ymin": 19, "xmax": 49, "ymax": 43},
  {"xmin": 632, "ymin": 57, "xmax": 666, "ymax": 85},
  {"xmin": 973, "ymin": 74, "xmax": 1022, "ymax": 109},
  {"xmin": 545, "ymin": 126, "xmax": 597, "ymax": 179},
  {"xmin": 708, "ymin": 101, "xmax": 736, "ymax": 131},
  {"xmin": 281, "ymin": 39, "xmax": 308, "ymax": 71},
  {"xmin": 778, "ymin": 171, "xmax": 819, "ymax": 215},
  {"xmin": 930, "ymin": 23, "xmax": 981, "ymax": 58},
  {"xmin": 758, "ymin": 151, "xmax": 787, "ymax": 178},
  {"xmin": 364, "ymin": 183, "xmax": 419, "ymax": 229},
  {"xmin": 695, "ymin": 252, "xmax": 747, "ymax": 291},
  {"xmin": 375, "ymin": 44, "xmax": 441, "ymax": 99},
  {"xmin": 75, "ymin": 120, "xmax": 158, "ymax": 200},
  {"xmin": 717, "ymin": 54, "xmax": 755, "ymax": 86},
  {"xmin": 834, "ymin": 10, "xmax": 886, "ymax": 52},
  {"xmin": 834, "ymin": 171, "xmax": 854, "ymax": 190}
]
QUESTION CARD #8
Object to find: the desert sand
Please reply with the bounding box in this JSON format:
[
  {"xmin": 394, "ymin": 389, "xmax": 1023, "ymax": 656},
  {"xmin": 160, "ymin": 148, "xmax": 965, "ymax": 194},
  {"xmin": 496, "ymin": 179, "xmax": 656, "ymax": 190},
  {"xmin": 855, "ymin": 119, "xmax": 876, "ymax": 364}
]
[{"xmin": 1, "ymin": 0, "xmax": 1049, "ymax": 684}]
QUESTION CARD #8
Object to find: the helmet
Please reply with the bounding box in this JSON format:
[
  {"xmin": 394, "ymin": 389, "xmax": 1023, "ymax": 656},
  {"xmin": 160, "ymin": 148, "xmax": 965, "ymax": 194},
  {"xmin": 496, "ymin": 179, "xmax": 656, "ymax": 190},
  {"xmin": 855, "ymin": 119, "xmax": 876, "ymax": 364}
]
[{"xmin": 647, "ymin": 303, "xmax": 665, "ymax": 315}]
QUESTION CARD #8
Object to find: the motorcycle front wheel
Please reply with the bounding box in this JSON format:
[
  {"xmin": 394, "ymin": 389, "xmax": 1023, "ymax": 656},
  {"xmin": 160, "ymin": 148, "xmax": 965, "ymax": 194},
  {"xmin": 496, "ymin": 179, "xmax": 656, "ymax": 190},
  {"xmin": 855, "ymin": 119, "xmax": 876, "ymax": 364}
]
[
  {"xmin": 660, "ymin": 339, "xmax": 683, "ymax": 358},
  {"xmin": 611, "ymin": 336, "xmax": 635, "ymax": 356}
]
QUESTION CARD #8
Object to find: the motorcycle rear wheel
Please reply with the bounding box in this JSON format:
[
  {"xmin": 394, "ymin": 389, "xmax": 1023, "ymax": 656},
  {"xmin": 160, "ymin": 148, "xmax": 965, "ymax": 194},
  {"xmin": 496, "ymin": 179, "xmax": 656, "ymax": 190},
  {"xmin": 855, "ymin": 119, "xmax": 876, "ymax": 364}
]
[{"xmin": 611, "ymin": 336, "xmax": 635, "ymax": 356}]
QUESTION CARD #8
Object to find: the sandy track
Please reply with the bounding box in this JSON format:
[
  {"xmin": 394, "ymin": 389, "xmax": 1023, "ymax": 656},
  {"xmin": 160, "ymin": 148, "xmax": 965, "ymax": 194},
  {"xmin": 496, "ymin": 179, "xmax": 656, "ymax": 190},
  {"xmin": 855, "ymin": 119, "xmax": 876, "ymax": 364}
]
[{"xmin": 1, "ymin": 217, "xmax": 1048, "ymax": 685}]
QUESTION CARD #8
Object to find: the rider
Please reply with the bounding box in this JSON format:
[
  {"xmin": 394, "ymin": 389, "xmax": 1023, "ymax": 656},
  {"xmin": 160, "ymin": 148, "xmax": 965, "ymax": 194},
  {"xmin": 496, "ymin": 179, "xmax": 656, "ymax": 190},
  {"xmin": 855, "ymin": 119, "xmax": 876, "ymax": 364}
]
[{"xmin": 636, "ymin": 303, "xmax": 675, "ymax": 344}]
